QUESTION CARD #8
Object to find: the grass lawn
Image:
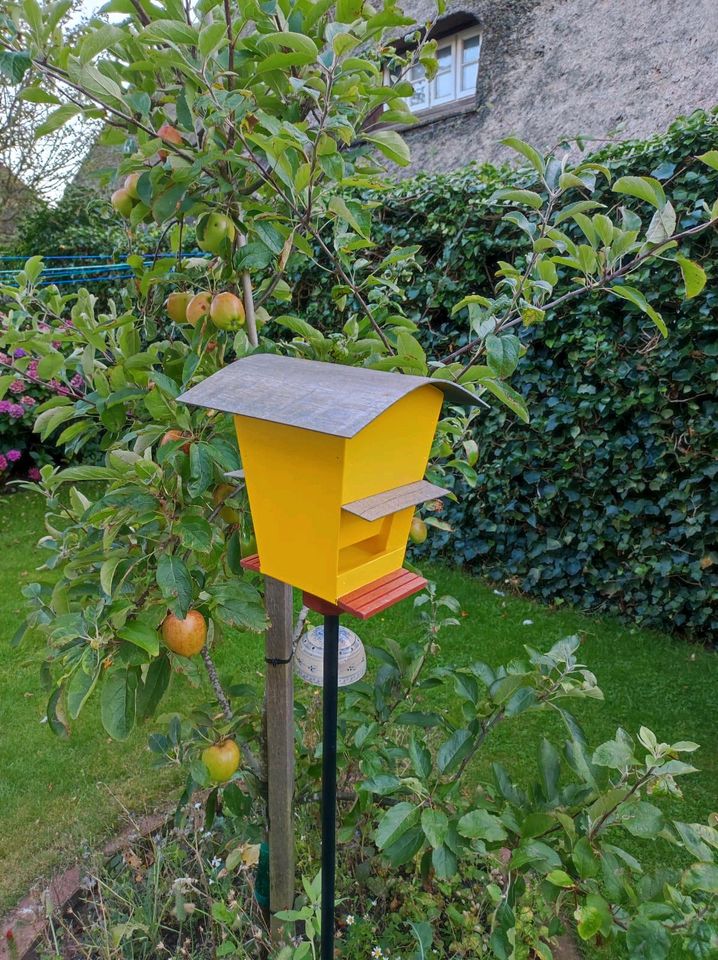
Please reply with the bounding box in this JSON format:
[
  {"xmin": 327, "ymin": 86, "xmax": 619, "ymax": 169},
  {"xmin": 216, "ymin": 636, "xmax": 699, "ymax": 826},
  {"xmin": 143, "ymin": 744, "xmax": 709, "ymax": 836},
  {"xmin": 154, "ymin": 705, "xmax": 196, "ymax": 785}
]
[{"xmin": 1, "ymin": 491, "xmax": 716, "ymax": 946}]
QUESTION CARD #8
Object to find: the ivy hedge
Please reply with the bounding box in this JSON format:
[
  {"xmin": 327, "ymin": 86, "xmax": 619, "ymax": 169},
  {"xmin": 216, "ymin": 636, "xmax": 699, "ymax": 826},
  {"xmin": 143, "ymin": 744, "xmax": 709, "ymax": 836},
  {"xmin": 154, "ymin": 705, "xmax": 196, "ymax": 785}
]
[{"xmin": 297, "ymin": 110, "xmax": 718, "ymax": 638}]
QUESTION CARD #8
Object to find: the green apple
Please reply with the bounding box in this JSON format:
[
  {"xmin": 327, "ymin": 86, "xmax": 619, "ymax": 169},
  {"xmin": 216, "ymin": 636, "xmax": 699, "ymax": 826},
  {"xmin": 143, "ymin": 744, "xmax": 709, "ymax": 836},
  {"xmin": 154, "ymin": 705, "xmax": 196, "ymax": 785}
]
[
  {"xmin": 197, "ymin": 212, "xmax": 236, "ymax": 254},
  {"xmin": 111, "ymin": 187, "xmax": 134, "ymax": 217},
  {"xmin": 210, "ymin": 291, "xmax": 245, "ymax": 330}
]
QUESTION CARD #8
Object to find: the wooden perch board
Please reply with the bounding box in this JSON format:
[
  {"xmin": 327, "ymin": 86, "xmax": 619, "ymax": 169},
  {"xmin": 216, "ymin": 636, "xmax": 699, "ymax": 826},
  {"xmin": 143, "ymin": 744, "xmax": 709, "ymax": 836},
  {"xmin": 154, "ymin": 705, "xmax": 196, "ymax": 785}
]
[{"xmin": 342, "ymin": 479, "xmax": 449, "ymax": 522}]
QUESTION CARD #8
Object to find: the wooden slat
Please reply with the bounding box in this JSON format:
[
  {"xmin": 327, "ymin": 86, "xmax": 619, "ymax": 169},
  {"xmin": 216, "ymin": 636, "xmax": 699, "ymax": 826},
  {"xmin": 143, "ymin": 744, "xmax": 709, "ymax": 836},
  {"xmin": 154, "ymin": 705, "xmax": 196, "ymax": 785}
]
[
  {"xmin": 177, "ymin": 354, "xmax": 484, "ymax": 438},
  {"xmin": 342, "ymin": 479, "xmax": 449, "ymax": 522},
  {"xmin": 240, "ymin": 553, "xmax": 261, "ymax": 572},
  {"xmin": 264, "ymin": 577, "xmax": 296, "ymax": 941},
  {"xmin": 338, "ymin": 568, "xmax": 427, "ymax": 620}
]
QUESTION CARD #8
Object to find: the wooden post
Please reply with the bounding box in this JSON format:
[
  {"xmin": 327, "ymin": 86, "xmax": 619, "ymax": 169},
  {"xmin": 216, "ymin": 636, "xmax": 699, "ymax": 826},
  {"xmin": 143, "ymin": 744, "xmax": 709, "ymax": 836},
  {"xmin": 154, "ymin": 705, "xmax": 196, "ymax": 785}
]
[{"xmin": 264, "ymin": 576, "xmax": 295, "ymax": 940}]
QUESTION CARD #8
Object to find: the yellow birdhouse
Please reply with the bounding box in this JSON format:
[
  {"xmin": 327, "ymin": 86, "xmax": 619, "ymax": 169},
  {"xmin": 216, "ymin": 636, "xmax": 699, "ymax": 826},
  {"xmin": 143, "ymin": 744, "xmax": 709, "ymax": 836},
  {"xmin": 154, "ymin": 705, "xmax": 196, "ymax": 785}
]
[{"xmin": 178, "ymin": 355, "xmax": 481, "ymax": 615}]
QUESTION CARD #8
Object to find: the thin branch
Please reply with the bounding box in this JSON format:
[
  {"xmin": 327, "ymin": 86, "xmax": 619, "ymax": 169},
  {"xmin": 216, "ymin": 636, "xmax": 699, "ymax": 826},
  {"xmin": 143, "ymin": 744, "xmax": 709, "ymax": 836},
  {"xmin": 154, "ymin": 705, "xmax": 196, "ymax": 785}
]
[{"xmin": 444, "ymin": 215, "xmax": 718, "ymax": 366}]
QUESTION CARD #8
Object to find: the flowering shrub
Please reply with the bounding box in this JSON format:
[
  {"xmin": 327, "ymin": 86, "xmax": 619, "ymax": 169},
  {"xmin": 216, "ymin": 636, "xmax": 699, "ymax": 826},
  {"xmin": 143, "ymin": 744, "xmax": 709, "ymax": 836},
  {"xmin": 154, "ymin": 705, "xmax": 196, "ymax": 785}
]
[{"xmin": 0, "ymin": 338, "xmax": 73, "ymax": 484}]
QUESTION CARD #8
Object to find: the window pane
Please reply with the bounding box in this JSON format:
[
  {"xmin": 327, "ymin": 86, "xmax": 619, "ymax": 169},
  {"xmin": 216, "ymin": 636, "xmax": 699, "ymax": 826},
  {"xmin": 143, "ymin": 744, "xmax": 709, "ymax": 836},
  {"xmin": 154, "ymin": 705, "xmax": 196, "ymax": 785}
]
[
  {"xmin": 434, "ymin": 69, "xmax": 454, "ymax": 100},
  {"xmin": 437, "ymin": 45, "xmax": 453, "ymax": 70},
  {"xmin": 409, "ymin": 77, "xmax": 429, "ymax": 110},
  {"xmin": 462, "ymin": 34, "xmax": 481, "ymax": 63},
  {"xmin": 461, "ymin": 60, "xmax": 478, "ymax": 93}
]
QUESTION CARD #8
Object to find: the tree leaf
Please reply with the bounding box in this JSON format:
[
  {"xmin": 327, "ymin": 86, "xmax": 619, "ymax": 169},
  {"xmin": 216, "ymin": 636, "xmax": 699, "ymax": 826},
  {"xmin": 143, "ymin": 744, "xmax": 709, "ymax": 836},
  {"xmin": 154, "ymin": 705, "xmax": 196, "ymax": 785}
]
[
  {"xmin": 676, "ymin": 255, "xmax": 707, "ymax": 299},
  {"xmin": 421, "ymin": 808, "xmax": 449, "ymax": 849},
  {"xmin": 437, "ymin": 727, "xmax": 473, "ymax": 774},
  {"xmin": 35, "ymin": 104, "xmax": 81, "ymax": 138},
  {"xmin": 375, "ymin": 801, "xmax": 420, "ymax": 850},
  {"xmin": 612, "ymin": 176, "xmax": 666, "ymax": 209},
  {"xmin": 67, "ymin": 658, "xmax": 100, "ymax": 719},
  {"xmin": 156, "ymin": 555, "xmax": 193, "ymax": 618},
  {"xmin": 100, "ymin": 668, "xmax": 137, "ymax": 740},
  {"xmin": 136, "ymin": 655, "xmax": 171, "ymax": 720},
  {"xmin": 457, "ymin": 808, "xmax": 507, "ymax": 842},
  {"xmin": 118, "ymin": 620, "xmax": 160, "ymax": 657},
  {"xmin": 697, "ymin": 150, "xmax": 718, "ymax": 171},
  {"xmin": 364, "ymin": 130, "xmax": 410, "ymax": 167},
  {"xmin": 501, "ymin": 137, "xmax": 545, "ymax": 175},
  {"xmin": 431, "ymin": 842, "xmax": 458, "ymax": 879},
  {"xmin": 486, "ymin": 334, "xmax": 521, "ymax": 378},
  {"xmin": 609, "ymin": 284, "xmax": 667, "ymax": 337}
]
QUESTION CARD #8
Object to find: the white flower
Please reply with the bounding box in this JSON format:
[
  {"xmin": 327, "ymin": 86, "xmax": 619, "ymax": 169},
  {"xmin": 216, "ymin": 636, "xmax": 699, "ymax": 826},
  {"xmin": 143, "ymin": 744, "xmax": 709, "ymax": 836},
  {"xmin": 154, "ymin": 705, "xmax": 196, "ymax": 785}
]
[
  {"xmin": 493, "ymin": 589, "xmax": 505, "ymax": 596},
  {"xmin": 210, "ymin": 856, "xmax": 222, "ymax": 869},
  {"xmin": 346, "ymin": 915, "xmax": 355, "ymax": 926},
  {"xmin": 522, "ymin": 619, "xmax": 533, "ymax": 626},
  {"xmin": 371, "ymin": 949, "xmax": 384, "ymax": 959}
]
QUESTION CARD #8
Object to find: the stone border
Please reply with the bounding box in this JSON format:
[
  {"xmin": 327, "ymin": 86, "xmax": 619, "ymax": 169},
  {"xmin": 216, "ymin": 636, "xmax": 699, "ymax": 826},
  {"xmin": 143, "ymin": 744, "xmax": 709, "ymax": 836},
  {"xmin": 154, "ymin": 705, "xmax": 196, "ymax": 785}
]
[{"xmin": 0, "ymin": 810, "xmax": 170, "ymax": 960}]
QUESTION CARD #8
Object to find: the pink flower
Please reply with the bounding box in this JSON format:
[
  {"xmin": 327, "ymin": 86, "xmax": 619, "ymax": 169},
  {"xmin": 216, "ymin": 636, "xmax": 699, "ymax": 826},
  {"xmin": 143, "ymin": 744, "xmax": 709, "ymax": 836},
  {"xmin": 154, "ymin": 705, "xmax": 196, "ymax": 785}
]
[
  {"xmin": 8, "ymin": 403, "xmax": 25, "ymax": 419},
  {"xmin": 27, "ymin": 359, "xmax": 39, "ymax": 378},
  {"xmin": 6, "ymin": 449, "xmax": 21, "ymax": 462},
  {"xmin": 0, "ymin": 400, "xmax": 9, "ymax": 413},
  {"xmin": 0, "ymin": 455, "xmax": 7, "ymax": 471},
  {"xmin": 28, "ymin": 467, "xmax": 41, "ymax": 481},
  {"xmin": 20, "ymin": 396, "xmax": 36, "ymax": 407},
  {"xmin": 37, "ymin": 322, "xmax": 51, "ymax": 332},
  {"xmin": 52, "ymin": 340, "xmax": 62, "ymax": 349},
  {"xmin": 9, "ymin": 379, "xmax": 25, "ymax": 394},
  {"xmin": 13, "ymin": 348, "xmax": 26, "ymax": 358},
  {"xmin": 70, "ymin": 373, "xmax": 84, "ymax": 389},
  {"xmin": 0, "ymin": 351, "xmax": 9, "ymax": 364}
]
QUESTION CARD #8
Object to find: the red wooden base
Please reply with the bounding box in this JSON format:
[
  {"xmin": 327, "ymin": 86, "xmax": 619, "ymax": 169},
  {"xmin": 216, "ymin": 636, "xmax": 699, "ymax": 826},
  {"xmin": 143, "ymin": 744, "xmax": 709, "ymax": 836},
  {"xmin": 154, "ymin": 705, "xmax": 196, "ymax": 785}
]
[
  {"xmin": 338, "ymin": 568, "xmax": 427, "ymax": 620},
  {"xmin": 240, "ymin": 555, "xmax": 427, "ymax": 621}
]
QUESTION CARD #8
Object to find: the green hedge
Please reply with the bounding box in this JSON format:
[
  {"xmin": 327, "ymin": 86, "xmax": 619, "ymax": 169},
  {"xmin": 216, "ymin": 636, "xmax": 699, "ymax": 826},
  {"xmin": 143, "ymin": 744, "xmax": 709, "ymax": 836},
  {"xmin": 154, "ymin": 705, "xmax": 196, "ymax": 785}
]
[{"xmin": 297, "ymin": 111, "xmax": 718, "ymax": 637}]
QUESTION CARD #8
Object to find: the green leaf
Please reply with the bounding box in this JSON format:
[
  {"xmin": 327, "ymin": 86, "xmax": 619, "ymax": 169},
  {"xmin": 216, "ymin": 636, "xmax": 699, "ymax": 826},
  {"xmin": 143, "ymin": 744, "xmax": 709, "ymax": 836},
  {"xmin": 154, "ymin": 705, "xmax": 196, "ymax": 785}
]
[
  {"xmin": 199, "ymin": 20, "xmax": 228, "ymax": 57},
  {"xmin": 136, "ymin": 655, "xmax": 171, "ymax": 720},
  {"xmin": 141, "ymin": 19, "xmax": 199, "ymax": 45},
  {"xmin": 118, "ymin": 620, "xmax": 160, "ymax": 657},
  {"xmin": 421, "ymin": 808, "xmax": 449, "ymax": 849},
  {"xmin": 0, "ymin": 50, "xmax": 32, "ymax": 83},
  {"xmin": 609, "ymin": 284, "xmax": 667, "ymax": 337},
  {"xmin": 437, "ymin": 727, "xmax": 473, "ymax": 774},
  {"xmin": 625, "ymin": 918, "xmax": 670, "ymax": 959},
  {"xmin": 645, "ymin": 201, "xmax": 676, "ymax": 243},
  {"xmin": 457, "ymin": 809, "xmax": 507, "ymax": 842},
  {"xmin": 612, "ymin": 176, "xmax": 666, "ymax": 208},
  {"xmin": 364, "ymin": 130, "xmax": 410, "ymax": 167},
  {"xmin": 486, "ymin": 334, "xmax": 520, "ymax": 378},
  {"xmin": 501, "ymin": 137, "xmax": 545, "ymax": 175},
  {"xmin": 546, "ymin": 869, "xmax": 574, "ymax": 888},
  {"xmin": 35, "ymin": 104, "xmax": 81, "ymax": 138},
  {"xmin": 100, "ymin": 668, "xmax": 137, "ymax": 740},
  {"xmin": 19, "ymin": 84, "xmax": 60, "ymax": 104},
  {"xmin": 431, "ymin": 843, "xmax": 458, "ymax": 879},
  {"xmin": 47, "ymin": 685, "xmax": 69, "ymax": 738},
  {"xmin": 382, "ymin": 825, "xmax": 425, "ymax": 867},
  {"xmin": 696, "ymin": 150, "xmax": 718, "ymax": 171},
  {"xmin": 256, "ymin": 31, "xmax": 319, "ymax": 72},
  {"xmin": 572, "ymin": 837, "xmax": 599, "ymax": 878},
  {"xmin": 79, "ymin": 24, "xmax": 126, "ymax": 62},
  {"xmin": 682, "ymin": 861, "xmax": 718, "ymax": 894},
  {"xmin": 67, "ymin": 659, "xmax": 100, "ymax": 719},
  {"xmin": 493, "ymin": 188, "xmax": 544, "ymax": 210},
  {"xmin": 375, "ymin": 802, "xmax": 420, "ymax": 850},
  {"xmin": 621, "ymin": 801, "xmax": 664, "ymax": 839},
  {"xmin": 480, "ymin": 378, "xmax": 529, "ymax": 422},
  {"xmin": 177, "ymin": 515, "xmax": 213, "ymax": 552},
  {"xmin": 156, "ymin": 555, "xmax": 193, "ymax": 618},
  {"xmin": 408, "ymin": 735, "xmax": 432, "ymax": 779},
  {"xmin": 676, "ymin": 255, "xmax": 707, "ymax": 299}
]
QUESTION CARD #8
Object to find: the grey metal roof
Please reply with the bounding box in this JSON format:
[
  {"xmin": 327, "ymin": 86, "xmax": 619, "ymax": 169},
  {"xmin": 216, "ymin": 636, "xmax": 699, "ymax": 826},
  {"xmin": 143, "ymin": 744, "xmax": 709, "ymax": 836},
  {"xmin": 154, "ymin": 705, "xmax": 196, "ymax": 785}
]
[{"xmin": 177, "ymin": 354, "xmax": 483, "ymax": 438}]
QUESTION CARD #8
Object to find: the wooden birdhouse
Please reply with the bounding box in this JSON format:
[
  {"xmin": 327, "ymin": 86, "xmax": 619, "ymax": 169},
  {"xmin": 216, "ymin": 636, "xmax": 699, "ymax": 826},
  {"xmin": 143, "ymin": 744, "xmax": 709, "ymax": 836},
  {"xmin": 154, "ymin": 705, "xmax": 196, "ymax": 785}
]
[{"xmin": 178, "ymin": 355, "xmax": 481, "ymax": 616}]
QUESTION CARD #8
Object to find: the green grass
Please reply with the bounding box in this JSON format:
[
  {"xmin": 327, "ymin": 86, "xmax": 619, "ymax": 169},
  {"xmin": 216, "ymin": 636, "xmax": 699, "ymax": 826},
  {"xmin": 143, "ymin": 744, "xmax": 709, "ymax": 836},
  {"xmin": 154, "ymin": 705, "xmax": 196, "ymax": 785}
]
[{"xmin": 1, "ymin": 491, "xmax": 716, "ymax": 932}]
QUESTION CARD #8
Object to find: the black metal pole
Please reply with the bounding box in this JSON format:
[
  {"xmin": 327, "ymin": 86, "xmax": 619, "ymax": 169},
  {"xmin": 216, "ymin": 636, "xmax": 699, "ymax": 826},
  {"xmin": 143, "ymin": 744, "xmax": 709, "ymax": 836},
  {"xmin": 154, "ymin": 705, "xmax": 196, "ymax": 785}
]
[{"xmin": 321, "ymin": 613, "xmax": 339, "ymax": 960}]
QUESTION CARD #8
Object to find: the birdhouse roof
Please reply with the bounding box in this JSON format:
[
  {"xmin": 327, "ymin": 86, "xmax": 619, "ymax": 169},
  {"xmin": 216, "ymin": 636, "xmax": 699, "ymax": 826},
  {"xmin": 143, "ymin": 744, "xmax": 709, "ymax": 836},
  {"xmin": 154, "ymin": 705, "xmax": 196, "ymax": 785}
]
[{"xmin": 177, "ymin": 354, "xmax": 483, "ymax": 438}]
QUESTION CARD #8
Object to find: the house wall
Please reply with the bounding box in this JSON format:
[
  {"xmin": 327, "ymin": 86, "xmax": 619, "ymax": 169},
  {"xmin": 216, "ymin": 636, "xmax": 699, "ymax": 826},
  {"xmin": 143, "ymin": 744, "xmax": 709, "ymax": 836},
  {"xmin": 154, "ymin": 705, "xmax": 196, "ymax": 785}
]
[{"xmin": 400, "ymin": 0, "xmax": 718, "ymax": 174}]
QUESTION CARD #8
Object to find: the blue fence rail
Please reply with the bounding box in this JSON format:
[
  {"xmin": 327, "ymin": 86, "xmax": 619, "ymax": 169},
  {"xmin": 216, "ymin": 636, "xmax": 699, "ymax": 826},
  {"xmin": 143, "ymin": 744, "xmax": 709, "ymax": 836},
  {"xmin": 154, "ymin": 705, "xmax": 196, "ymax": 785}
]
[{"xmin": 0, "ymin": 252, "xmax": 209, "ymax": 287}]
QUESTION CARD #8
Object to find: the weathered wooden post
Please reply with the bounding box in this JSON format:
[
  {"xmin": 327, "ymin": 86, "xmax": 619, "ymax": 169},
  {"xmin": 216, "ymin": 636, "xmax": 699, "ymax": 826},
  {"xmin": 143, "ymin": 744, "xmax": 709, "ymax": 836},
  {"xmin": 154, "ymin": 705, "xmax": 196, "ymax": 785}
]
[
  {"xmin": 178, "ymin": 354, "xmax": 481, "ymax": 959},
  {"xmin": 264, "ymin": 576, "xmax": 296, "ymax": 938}
]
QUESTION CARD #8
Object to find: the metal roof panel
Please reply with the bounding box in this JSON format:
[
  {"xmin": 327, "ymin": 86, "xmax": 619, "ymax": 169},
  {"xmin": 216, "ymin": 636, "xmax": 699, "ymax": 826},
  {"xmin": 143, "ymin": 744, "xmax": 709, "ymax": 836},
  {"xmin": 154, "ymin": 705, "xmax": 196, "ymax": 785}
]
[{"xmin": 177, "ymin": 354, "xmax": 483, "ymax": 438}]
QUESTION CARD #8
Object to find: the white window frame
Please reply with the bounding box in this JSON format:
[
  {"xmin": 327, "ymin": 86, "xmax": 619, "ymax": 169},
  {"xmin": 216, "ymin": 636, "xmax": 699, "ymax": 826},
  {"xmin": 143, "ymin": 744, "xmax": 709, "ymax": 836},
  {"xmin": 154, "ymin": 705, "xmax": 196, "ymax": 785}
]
[{"xmin": 403, "ymin": 25, "xmax": 482, "ymax": 115}]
